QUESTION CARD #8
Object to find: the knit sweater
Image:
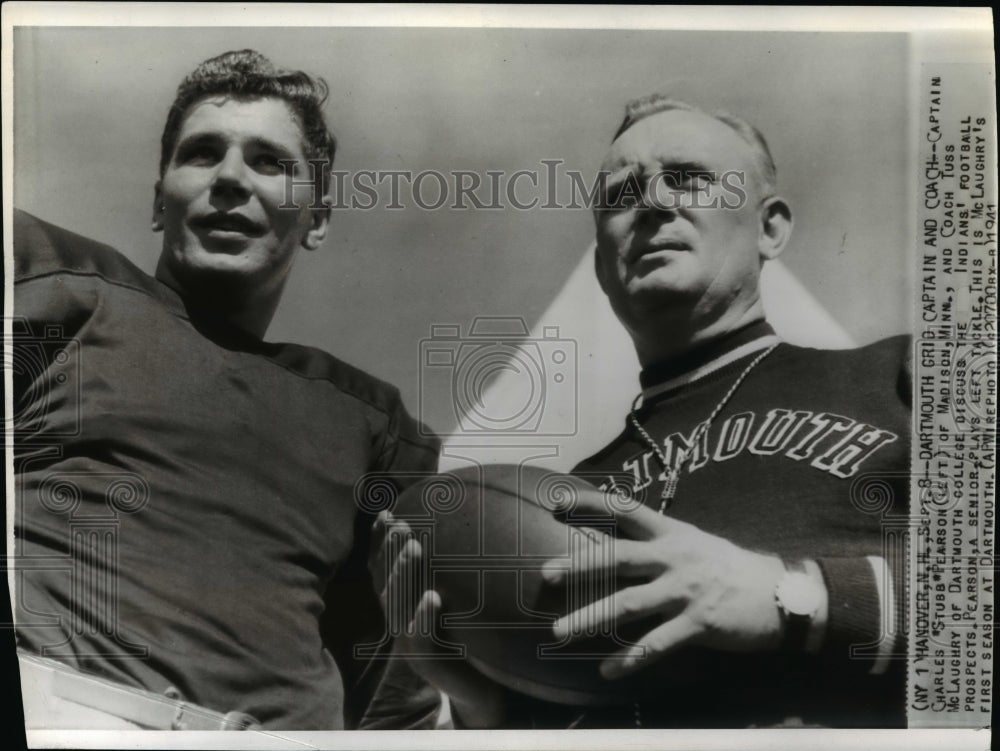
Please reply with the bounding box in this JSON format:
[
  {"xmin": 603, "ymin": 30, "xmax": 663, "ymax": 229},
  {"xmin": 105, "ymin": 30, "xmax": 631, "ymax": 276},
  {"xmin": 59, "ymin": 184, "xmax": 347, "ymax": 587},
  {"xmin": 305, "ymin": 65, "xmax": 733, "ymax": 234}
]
[{"xmin": 507, "ymin": 321, "xmax": 910, "ymax": 728}]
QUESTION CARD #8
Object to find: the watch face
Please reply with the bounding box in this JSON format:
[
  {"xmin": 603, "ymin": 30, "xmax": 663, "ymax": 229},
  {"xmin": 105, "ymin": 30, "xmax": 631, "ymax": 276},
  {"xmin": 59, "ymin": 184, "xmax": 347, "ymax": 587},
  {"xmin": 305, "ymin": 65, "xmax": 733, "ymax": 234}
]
[{"xmin": 777, "ymin": 572, "xmax": 823, "ymax": 616}]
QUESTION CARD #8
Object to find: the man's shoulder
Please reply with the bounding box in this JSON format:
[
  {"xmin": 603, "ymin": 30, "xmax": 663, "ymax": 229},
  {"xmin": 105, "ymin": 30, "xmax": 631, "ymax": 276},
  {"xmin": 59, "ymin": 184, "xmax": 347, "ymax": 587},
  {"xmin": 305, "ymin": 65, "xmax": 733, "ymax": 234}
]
[
  {"xmin": 266, "ymin": 343, "xmax": 441, "ymax": 461},
  {"xmin": 266, "ymin": 343, "xmax": 428, "ymax": 427},
  {"xmin": 781, "ymin": 333, "xmax": 910, "ymax": 358},
  {"xmin": 767, "ymin": 335, "xmax": 912, "ymax": 408},
  {"xmin": 265, "ymin": 343, "xmax": 396, "ymax": 406},
  {"xmin": 775, "ymin": 334, "xmax": 911, "ymax": 375},
  {"xmin": 13, "ymin": 209, "xmax": 155, "ymax": 293}
]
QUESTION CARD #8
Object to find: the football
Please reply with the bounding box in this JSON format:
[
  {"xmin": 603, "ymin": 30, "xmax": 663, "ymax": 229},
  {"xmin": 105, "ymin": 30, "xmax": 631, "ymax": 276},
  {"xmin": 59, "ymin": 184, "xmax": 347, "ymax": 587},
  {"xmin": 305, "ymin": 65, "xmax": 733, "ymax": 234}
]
[{"xmin": 388, "ymin": 462, "xmax": 700, "ymax": 706}]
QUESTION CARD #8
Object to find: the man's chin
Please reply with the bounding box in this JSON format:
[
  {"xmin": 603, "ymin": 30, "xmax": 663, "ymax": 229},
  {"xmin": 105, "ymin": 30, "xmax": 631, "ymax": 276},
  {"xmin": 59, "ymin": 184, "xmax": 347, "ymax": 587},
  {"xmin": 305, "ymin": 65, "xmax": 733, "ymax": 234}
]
[
  {"xmin": 197, "ymin": 234, "xmax": 257, "ymax": 256},
  {"xmin": 624, "ymin": 277, "xmax": 700, "ymax": 307},
  {"xmin": 166, "ymin": 254, "xmax": 262, "ymax": 295},
  {"xmin": 173, "ymin": 248, "xmax": 257, "ymax": 277},
  {"xmin": 610, "ymin": 284, "xmax": 699, "ymax": 330}
]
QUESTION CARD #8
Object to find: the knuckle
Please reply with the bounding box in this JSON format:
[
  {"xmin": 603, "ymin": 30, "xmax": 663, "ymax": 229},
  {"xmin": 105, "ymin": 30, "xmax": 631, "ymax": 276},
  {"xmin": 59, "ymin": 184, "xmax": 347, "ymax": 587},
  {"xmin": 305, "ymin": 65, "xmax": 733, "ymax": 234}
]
[
  {"xmin": 616, "ymin": 589, "xmax": 642, "ymax": 618},
  {"xmin": 645, "ymin": 635, "xmax": 669, "ymax": 655}
]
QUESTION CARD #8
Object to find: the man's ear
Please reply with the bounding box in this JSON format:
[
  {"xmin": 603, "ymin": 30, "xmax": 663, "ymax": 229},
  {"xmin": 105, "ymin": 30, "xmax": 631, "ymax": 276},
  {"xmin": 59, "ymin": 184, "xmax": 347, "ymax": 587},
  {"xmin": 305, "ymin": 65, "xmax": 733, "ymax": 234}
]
[
  {"xmin": 152, "ymin": 183, "xmax": 164, "ymax": 232},
  {"xmin": 758, "ymin": 196, "xmax": 793, "ymax": 261},
  {"xmin": 593, "ymin": 241, "xmax": 611, "ymax": 295},
  {"xmin": 302, "ymin": 198, "xmax": 331, "ymax": 251}
]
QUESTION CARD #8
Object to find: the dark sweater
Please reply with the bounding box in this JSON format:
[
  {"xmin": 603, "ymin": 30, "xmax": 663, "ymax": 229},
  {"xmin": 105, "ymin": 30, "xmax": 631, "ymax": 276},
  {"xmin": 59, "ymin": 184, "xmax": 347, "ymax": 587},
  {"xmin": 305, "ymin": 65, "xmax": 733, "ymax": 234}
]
[
  {"xmin": 508, "ymin": 322, "xmax": 910, "ymax": 727},
  {"xmin": 12, "ymin": 209, "xmax": 441, "ymax": 729}
]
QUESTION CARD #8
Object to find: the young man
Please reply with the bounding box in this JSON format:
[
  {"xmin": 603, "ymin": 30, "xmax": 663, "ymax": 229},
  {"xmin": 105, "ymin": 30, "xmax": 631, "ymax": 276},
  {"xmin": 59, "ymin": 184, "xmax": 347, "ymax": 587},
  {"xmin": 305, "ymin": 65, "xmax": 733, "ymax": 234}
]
[
  {"xmin": 388, "ymin": 95, "xmax": 909, "ymax": 728},
  {"xmin": 14, "ymin": 50, "xmax": 441, "ymax": 730}
]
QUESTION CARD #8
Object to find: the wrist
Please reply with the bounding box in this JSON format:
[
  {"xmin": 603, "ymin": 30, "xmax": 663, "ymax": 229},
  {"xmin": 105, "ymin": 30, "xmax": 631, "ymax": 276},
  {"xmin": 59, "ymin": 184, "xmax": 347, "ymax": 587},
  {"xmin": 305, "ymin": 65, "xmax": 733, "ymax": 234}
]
[
  {"xmin": 775, "ymin": 558, "xmax": 828, "ymax": 653},
  {"xmin": 801, "ymin": 559, "xmax": 829, "ymax": 652}
]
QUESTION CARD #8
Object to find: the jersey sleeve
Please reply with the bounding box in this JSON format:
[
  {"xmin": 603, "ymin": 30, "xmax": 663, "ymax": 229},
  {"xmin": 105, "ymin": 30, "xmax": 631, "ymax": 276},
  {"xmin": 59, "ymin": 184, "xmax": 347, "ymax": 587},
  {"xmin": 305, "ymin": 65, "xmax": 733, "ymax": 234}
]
[
  {"xmin": 328, "ymin": 392, "xmax": 444, "ymax": 729},
  {"xmin": 815, "ymin": 554, "xmax": 905, "ymax": 677},
  {"xmin": 814, "ymin": 339, "xmax": 911, "ymax": 676},
  {"xmin": 321, "ymin": 501, "xmax": 442, "ymax": 730}
]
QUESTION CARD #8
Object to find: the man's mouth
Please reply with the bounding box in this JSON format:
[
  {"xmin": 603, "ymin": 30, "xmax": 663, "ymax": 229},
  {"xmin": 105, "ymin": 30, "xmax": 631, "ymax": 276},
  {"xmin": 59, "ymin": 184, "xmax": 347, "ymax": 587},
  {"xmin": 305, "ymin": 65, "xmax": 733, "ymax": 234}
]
[
  {"xmin": 191, "ymin": 213, "xmax": 265, "ymax": 236},
  {"xmin": 629, "ymin": 241, "xmax": 691, "ymax": 263}
]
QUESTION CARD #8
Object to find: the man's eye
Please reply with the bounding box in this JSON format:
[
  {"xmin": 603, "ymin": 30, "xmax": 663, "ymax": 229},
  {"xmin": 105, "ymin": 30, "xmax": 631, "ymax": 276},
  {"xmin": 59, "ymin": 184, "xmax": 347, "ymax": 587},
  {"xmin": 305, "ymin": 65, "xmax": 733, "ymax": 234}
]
[
  {"xmin": 657, "ymin": 170, "xmax": 715, "ymax": 192},
  {"xmin": 600, "ymin": 190, "xmax": 638, "ymax": 212},
  {"xmin": 601, "ymin": 188, "xmax": 623, "ymax": 210},
  {"xmin": 601, "ymin": 177, "xmax": 644, "ymax": 211},
  {"xmin": 679, "ymin": 171, "xmax": 714, "ymax": 191},
  {"xmin": 252, "ymin": 154, "xmax": 285, "ymax": 174},
  {"xmin": 180, "ymin": 146, "xmax": 218, "ymax": 165}
]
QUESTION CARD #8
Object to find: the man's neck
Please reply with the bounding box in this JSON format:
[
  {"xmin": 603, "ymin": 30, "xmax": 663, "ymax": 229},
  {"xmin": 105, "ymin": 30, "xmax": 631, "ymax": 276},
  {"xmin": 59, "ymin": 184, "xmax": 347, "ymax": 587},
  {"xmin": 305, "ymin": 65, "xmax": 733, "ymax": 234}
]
[
  {"xmin": 631, "ymin": 303, "xmax": 768, "ymax": 367},
  {"xmin": 638, "ymin": 319, "xmax": 777, "ymax": 393},
  {"xmin": 154, "ymin": 259, "xmax": 279, "ymax": 339}
]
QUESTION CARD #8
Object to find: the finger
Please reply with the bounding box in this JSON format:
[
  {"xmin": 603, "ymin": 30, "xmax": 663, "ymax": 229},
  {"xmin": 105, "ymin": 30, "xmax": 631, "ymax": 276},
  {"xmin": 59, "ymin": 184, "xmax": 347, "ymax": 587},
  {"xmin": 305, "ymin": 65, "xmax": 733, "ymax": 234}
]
[
  {"xmin": 386, "ymin": 537, "xmax": 424, "ymax": 632},
  {"xmin": 372, "ymin": 515, "xmax": 403, "ymax": 602},
  {"xmin": 404, "ymin": 590, "xmax": 481, "ymax": 662},
  {"xmin": 372, "ymin": 510, "xmax": 387, "ymax": 539},
  {"xmin": 387, "ymin": 514, "xmax": 413, "ymax": 540},
  {"xmin": 398, "ymin": 591, "xmax": 508, "ymax": 727},
  {"xmin": 383, "ymin": 516, "xmax": 416, "ymax": 580},
  {"xmin": 408, "ymin": 589, "xmax": 441, "ymax": 634},
  {"xmin": 600, "ymin": 613, "xmax": 701, "ymax": 679},
  {"xmin": 577, "ymin": 526, "xmax": 612, "ymax": 540},
  {"xmin": 541, "ymin": 535, "xmax": 663, "ymax": 585},
  {"xmin": 552, "ymin": 581, "xmax": 678, "ymax": 641},
  {"xmin": 375, "ymin": 516, "xmax": 409, "ymax": 584},
  {"xmin": 368, "ymin": 510, "xmax": 392, "ymax": 585},
  {"xmin": 602, "ymin": 499, "xmax": 673, "ymax": 541}
]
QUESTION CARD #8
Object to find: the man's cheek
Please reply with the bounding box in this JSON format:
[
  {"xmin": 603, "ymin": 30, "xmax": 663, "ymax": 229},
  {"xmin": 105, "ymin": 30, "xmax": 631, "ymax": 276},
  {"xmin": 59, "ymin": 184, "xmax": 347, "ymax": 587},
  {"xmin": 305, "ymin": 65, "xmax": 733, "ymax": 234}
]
[{"xmin": 286, "ymin": 180, "xmax": 324, "ymax": 211}]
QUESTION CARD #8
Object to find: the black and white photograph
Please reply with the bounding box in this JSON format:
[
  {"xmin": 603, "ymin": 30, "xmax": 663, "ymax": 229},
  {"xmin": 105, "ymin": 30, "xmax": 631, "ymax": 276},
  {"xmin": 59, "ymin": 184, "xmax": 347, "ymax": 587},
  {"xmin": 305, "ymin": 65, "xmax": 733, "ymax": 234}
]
[{"xmin": 3, "ymin": 5, "xmax": 995, "ymax": 749}]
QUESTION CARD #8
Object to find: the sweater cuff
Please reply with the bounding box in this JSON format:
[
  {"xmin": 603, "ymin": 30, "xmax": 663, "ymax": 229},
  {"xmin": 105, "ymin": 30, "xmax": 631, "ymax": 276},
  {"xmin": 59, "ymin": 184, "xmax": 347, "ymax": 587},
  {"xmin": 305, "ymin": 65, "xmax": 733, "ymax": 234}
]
[{"xmin": 814, "ymin": 557, "xmax": 881, "ymax": 672}]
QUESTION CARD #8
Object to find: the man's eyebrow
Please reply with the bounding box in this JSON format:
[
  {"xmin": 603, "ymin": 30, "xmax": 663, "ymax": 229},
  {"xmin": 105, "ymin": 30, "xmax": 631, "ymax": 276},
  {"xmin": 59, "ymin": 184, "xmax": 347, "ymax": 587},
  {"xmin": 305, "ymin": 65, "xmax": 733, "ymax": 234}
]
[
  {"xmin": 653, "ymin": 159, "xmax": 713, "ymax": 174},
  {"xmin": 603, "ymin": 159, "xmax": 715, "ymax": 186},
  {"xmin": 175, "ymin": 132, "xmax": 218, "ymax": 149},
  {"xmin": 247, "ymin": 136, "xmax": 299, "ymax": 158},
  {"xmin": 603, "ymin": 162, "xmax": 640, "ymax": 186},
  {"xmin": 174, "ymin": 132, "xmax": 300, "ymax": 158}
]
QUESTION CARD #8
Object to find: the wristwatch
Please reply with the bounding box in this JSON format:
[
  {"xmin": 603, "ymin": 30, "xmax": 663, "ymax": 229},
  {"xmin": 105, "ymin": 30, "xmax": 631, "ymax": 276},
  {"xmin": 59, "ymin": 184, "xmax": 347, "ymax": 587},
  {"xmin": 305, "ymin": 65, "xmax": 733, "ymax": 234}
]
[{"xmin": 774, "ymin": 559, "xmax": 824, "ymax": 653}]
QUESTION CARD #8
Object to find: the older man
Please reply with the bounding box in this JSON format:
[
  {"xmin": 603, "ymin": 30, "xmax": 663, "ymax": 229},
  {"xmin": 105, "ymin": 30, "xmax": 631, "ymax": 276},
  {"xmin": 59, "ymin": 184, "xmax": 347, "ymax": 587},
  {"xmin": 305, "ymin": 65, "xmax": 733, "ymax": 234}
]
[
  {"xmin": 389, "ymin": 94, "xmax": 909, "ymax": 728},
  {"xmin": 14, "ymin": 49, "xmax": 441, "ymax": 730}
]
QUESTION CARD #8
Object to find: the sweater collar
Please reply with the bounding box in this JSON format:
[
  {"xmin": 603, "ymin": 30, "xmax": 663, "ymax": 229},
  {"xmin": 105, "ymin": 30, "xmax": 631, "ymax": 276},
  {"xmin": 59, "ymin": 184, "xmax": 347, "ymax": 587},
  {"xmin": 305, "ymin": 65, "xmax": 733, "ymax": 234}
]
[{"xmin": 639, "ymin": 321, "xmax": 781, "ymax": 401}]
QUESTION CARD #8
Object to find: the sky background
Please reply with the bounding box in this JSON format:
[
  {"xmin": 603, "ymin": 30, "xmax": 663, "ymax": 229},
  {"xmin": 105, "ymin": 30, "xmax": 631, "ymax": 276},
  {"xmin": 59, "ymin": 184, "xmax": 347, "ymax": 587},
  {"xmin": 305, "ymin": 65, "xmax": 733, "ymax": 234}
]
[{"xmin": 13, "ymin": 26, "xmax": 913, "ymax": 448}]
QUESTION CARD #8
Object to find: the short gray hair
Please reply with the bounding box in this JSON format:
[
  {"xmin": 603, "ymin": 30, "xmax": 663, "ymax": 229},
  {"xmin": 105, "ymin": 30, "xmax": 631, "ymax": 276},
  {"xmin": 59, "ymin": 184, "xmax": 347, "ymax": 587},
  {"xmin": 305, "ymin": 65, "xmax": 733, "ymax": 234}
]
[{"xmin": 613, "ymin": 94, "xmax": 777, "ymax": 195}]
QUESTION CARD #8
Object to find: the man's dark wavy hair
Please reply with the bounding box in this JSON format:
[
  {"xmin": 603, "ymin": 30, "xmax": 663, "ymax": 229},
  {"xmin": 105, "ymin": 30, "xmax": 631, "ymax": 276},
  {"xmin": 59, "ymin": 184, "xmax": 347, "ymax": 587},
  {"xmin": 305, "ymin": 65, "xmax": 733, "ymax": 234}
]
[{"xmin": 159, "ymin": 49, "xmax": 336, "ymax": 195}]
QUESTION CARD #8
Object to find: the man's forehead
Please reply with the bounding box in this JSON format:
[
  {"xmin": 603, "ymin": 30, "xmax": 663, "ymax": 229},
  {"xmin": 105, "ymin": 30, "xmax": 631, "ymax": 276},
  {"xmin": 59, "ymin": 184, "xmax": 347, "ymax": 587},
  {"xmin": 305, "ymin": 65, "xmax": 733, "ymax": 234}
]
[
  {"xmin": 178, "ymin": 96, "xmax": 302, "ymax": 142},
  {"xmin": 601, "ymin": 108, "xmax": 754, "ymax": 173}
]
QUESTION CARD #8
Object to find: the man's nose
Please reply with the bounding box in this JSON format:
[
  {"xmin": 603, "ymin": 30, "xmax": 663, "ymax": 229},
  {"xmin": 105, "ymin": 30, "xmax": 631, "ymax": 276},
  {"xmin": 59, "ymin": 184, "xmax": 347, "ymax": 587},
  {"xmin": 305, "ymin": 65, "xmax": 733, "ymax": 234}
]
[
  {"xmin": 211, "ymin": 149, "xmax": 251, "ymax": 197},
  {"xmin": 638, "ymin": 185, "xmax": 679, "ymax": 227},
  {"xmin": 642, "ymin": 176, "xmax": 685, "ymax": 217}
]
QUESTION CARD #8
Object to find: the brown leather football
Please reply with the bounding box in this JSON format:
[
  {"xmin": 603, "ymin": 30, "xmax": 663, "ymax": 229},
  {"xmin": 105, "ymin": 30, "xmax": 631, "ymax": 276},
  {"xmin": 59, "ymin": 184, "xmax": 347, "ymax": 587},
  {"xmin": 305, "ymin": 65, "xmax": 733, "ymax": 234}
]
[{"xmin": 389, "ymin": 462, "xmax": 682, "ymax": 706}]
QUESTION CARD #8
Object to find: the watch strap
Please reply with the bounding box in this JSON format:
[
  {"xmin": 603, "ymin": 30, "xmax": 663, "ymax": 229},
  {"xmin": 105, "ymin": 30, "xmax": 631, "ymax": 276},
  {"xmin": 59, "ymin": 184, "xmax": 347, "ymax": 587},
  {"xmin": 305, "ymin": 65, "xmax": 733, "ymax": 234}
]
[{"xmin": 777, "ymin": 559, "xmax": 813, "ymax": 653}]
